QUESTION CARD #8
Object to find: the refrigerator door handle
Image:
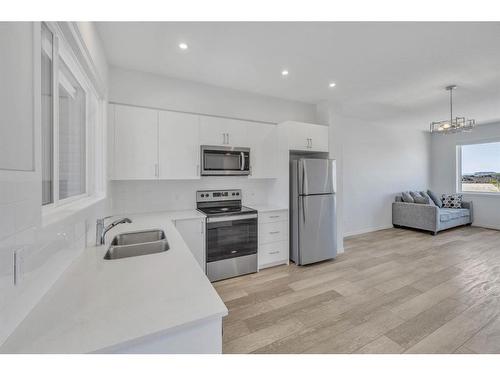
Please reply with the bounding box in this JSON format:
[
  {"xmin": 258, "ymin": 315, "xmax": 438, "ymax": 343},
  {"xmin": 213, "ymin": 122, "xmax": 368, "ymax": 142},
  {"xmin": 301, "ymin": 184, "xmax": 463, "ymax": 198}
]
[
  {"xmin": 301, "ymin": 161, "xmax": 305, "ymax": 195},
  {"xmin": 302, "ymin": 196, "xmax": 306, "ymax": 224}
]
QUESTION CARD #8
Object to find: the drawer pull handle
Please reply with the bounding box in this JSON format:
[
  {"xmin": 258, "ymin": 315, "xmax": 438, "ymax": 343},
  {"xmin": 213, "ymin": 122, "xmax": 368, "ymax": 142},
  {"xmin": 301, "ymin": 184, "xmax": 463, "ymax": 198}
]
[
  {"xmin": 269, "ymin": 251, "xmax": 279, "ymax": 254},
  {"xmin": 269, "ymin": 231, "xmax": 280, "ymax": 234},
  {"xmin": 269, "ymin": 215, "xmax": 280, "ymax": 218}
]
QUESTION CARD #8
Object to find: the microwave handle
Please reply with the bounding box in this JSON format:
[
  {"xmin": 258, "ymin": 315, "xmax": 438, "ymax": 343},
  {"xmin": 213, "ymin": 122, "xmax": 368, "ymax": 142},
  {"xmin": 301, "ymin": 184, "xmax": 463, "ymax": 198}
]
[{"xmin": 240, "ymin": 152, "xmax": 245, "ymax": 171}]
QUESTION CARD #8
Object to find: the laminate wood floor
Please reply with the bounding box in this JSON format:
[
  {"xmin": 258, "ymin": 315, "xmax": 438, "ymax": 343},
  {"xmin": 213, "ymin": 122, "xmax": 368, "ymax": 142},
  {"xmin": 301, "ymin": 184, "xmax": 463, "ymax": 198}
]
[{"xmin": 213, "ymin": 226, "xmax": 500, "ymax": 353}]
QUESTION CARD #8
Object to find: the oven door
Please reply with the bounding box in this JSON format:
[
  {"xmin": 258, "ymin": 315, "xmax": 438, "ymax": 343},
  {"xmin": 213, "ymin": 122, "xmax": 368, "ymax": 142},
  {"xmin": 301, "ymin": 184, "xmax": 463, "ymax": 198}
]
[
  {"xmin": 206, "ymin": 215, "xmax": 257, "ymax": 262},
  {"xmin": 201, "ymin": 146, "xmax": 250, "ymax": 176}
]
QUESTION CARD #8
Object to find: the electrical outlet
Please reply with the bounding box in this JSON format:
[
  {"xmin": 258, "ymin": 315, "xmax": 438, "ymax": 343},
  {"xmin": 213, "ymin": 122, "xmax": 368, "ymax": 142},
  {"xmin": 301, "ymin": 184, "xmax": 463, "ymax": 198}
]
[{"xmin": 13, "ymin": 247, "xmax": 25, "ymax": 285}]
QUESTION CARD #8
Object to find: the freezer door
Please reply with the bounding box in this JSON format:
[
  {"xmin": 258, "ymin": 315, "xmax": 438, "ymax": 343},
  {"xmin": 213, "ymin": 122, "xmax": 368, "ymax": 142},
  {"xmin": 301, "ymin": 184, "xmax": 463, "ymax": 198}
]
[
  {"xmin": 298, "ymin": 194, "xmax": 336, "ymax": 265},
  {"xmin": 298, "ymin": 159, "xmax": 335, "ymax": 195}
]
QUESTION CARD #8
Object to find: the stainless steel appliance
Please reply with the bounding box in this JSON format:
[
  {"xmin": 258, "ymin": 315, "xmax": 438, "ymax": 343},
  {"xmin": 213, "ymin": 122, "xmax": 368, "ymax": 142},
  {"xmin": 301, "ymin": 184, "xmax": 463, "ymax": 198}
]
[
  {"xmin": 200, "ymin": 145, "xmax": 250, "ymax": 176},
  {"xmin": 290, "ymin": 158, "xmax": 337, "ymax": 265},
  {"xmin": 197, "ymin": 189, "xmax": 258, "ymax": 281}
]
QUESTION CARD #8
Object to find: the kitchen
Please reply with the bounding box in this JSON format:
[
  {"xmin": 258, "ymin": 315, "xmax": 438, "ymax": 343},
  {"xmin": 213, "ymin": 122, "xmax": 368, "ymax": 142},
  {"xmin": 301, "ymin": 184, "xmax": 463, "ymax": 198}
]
[
  {"xmin": 3, "ymin": 4, "xmax": 497, "ymax": 372},
  {"xmin": 0, "ymin": 21, "xmax": 336, "ymax": 354}
]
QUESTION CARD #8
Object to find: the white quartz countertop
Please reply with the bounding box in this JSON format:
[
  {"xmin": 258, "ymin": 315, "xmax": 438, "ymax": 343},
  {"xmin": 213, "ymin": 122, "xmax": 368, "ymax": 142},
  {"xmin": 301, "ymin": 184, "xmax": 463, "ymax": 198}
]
[
  {"xmin": 251, "ymin": 205, "xmax": 288, "ymax": 213},
  {"xmin": 0, "ymin": 210, "xmax": 228, "ymax": 353}
]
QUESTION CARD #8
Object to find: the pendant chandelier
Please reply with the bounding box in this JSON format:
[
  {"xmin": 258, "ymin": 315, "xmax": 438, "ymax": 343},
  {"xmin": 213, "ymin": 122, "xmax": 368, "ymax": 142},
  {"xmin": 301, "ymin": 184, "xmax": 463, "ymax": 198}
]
[{"xmin": 430, "ymin": 85, "xmax": 475, "ymax": 134}]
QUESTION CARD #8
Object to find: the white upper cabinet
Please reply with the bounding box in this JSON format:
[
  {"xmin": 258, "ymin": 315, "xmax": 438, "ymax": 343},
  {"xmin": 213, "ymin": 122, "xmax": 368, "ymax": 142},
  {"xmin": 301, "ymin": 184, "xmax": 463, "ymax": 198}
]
[
  {"xmin": 308, "ymin": 124, "xmax": 329, "ymax": 152},
  {"xmin": 285, "ymin": 121, "xmax": 310, "ymax": 151},
  {"xmin": 112, "ymin": 104, "xmax": 158, "ymax": 180},
  {"xmin": 159, "ymin": 111, "xmax": 200, "ymax": 179},
  {"xmin": 247, "ymin": 123, "xmax": 278, "ymax": 179},
  {"xmin": 199, "ymin": 116, "xmax": 248, "ymax": 147},
  {"xmin": 282, "ymin": 121, "xmax": 329, "ymax": 152}
]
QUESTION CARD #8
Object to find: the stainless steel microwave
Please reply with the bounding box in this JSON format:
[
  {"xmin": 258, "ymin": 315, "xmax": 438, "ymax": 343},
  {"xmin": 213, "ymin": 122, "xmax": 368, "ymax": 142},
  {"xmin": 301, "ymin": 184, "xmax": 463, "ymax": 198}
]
[{"xmin": 200, "ymin": 145, "xmax": 250, "ymax": 176}]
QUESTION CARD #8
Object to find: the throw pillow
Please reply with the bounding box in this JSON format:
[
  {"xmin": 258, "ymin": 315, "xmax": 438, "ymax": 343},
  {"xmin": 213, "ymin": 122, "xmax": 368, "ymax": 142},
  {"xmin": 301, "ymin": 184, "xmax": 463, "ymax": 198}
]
[
  {"xmin": 401, "ymin": 191, "xmax": 414, "ymax": 203},
  {"xmin": 442, "ymin": 194, "xmax": 463, "ymax": 209},
  {"xmin": 427, "ymin": 190, "xmax": 443, "ymax": 208},
  {"xmin": 410, "ymin": 191, "xmax": 429, "ymax": 204},
  {"xmin": 420, "ymin": 191, "xmax": 436, "ymax": 206}
]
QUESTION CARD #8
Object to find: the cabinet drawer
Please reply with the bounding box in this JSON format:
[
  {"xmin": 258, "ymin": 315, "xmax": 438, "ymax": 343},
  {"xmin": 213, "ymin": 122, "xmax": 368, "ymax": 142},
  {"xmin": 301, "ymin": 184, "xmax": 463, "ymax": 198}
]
[
  {"xmin": 259, "ymin": 241, "xmax": 288, "ymax": 266},
  {"xmin": 259, "ymin": 210, "xmax": 288, "ymax": 224},
  {"xmin": 259, "ymin": 221, "xmax": 287, "ymax": 244}
]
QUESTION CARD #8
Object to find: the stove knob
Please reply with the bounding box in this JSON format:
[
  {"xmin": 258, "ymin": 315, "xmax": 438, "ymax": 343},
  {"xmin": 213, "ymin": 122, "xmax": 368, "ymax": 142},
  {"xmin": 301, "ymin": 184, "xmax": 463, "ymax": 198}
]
[
  {"xmin": 232, "ymin": 192, "xmax": 235, "ymax": 196},
  {"xmin": 201, "ymin": 194, "xmax": 205, "ymax": 198},
  {"xmin": 236, "ymin": 192, "xmax": 240, "ymax": 196}
]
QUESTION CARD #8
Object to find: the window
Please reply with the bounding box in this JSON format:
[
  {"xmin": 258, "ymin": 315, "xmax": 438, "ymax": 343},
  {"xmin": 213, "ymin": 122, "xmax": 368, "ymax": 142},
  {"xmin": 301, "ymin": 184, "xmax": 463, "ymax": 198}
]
[
  {"xmin": 459, "ymin": 142, "xmax": 500, "ymax": 194},
  {"xmin": 41, "ymin": 23, "xmax": 54, "ymax": 205},
  {"xmin": 58, "ymin": 59, "xmax": 86, "ymax": 200},
  {"xmin": 41, "ymin": 23, "xmax": 102, "ymax": 210}
]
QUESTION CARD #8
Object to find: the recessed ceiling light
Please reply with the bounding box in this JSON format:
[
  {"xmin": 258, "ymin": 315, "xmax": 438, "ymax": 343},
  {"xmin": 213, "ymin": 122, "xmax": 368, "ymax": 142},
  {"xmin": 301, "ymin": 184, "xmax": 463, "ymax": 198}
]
[
  {"xmin": 178, "ymin": 42, "xmax": 188, "ymax": 50},
  {"xmin": 281, "ymin": 70, "xmax": 289, "ymax": 76},
  {"xmin": 329, "ymin": 82, "xmax": 336, "ymax": 88}
]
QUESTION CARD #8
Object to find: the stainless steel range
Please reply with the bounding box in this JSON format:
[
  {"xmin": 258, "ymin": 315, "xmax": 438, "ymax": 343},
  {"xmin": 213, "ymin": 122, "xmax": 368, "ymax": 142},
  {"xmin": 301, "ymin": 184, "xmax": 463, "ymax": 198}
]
[{"xmin": 196, "ymin": 189, "xmax": 258, "ymax": 282}]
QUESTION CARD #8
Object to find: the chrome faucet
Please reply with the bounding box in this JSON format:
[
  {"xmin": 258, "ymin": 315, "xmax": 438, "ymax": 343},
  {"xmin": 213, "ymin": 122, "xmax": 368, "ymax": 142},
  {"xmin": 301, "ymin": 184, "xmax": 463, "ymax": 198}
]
[{"xmin": 96, "ymin": 216, "xmax": 132, "ymax": 245}]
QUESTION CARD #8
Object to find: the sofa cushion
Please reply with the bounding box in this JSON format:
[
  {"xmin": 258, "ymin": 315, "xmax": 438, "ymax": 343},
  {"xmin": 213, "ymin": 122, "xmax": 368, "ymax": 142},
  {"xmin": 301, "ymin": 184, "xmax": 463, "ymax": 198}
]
[
  {"xmin": 440, "ymin": 208, "xmax": 470, "ymax": 222},
  {"xmin": 442, "ymin": 194, "xmax": 463, "ymax": 209},
  {"xmin": 410, "ymin": 191, "xmax": 430, "ymax": 204},
  {"xmin": 427, "ymin": 190, "xmax": 443, "ymax": 208},
  {"xmin": 401, "ymin": 192, "xmax": 414, "ymax": 203},
  {"xmin": 420, "ymin": 191, "xmax": 436, "ymax": 206}
]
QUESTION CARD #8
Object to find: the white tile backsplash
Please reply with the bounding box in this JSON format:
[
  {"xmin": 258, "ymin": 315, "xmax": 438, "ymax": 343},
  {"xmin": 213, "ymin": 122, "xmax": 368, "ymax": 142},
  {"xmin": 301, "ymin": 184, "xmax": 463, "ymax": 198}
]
[
  {"xmin": 0, "ymin": 170, "xmax": 108, "ymax": 346},
  {"xmin": 111, "ymin": 178, "xmax": 276, "ymax": 215}
]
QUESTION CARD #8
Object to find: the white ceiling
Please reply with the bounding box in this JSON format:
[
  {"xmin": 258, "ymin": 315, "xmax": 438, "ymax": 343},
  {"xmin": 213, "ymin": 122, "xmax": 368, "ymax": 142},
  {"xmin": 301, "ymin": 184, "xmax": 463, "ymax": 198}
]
[{"xmin": 96, "ymin": 22, "xmax": 500, "ymax": 127}]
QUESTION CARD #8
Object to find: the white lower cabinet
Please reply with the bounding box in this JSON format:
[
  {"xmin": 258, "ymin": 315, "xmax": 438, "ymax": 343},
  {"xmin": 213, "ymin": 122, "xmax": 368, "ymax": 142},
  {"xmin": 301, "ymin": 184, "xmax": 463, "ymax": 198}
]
[
  {"xmin": 174, "ymin": 217, "xmax": 206, "ymax": 271},
  {"xmin": 258, "ymin": 209, "xmax": 289, "ymax": 270}
]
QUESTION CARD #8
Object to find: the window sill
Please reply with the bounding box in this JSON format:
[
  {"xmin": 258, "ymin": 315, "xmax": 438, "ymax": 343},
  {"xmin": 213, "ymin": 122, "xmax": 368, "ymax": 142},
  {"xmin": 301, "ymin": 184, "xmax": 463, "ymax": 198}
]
[
  {"xmin": 459, "ymin": 192, "xmax": 500, "ymax": 198},
  {"xmin": 42, "ymin": 194, "xmax": 106, "ymax": 228}
]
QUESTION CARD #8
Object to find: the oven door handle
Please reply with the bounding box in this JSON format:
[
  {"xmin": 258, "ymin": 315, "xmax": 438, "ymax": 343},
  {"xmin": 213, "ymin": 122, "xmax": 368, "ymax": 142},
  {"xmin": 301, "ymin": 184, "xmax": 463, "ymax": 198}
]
[{"xmin": 207, "ymin": 213, "xmax": 258, "ymax": 223}]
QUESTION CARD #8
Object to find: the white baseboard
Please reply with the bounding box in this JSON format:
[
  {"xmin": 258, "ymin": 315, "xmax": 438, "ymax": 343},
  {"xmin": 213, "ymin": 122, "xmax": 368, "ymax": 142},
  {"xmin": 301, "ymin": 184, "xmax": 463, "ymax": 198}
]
[
  {"xmin": 472, "ymin": 223, "xmax": 500, "ymax": 231},
  {"xmin": 343, "ymin": 224, "xmax": 393, "ymax": 238}
]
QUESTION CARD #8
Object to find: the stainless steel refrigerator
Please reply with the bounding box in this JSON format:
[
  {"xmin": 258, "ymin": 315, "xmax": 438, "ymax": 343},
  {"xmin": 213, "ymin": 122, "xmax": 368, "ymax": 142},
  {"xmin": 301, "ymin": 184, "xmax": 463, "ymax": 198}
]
[{"xmin": 290, "ymin": 158, "xmax": 337, "ymax": 265}]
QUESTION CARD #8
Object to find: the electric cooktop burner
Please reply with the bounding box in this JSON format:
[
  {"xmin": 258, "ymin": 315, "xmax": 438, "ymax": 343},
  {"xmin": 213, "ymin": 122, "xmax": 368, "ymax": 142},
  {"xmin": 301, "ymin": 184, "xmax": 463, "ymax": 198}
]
[
  {"xmin": 196, "ymin": 189, "xmax": 257, "ymax": 217},
  {"xmin": 197, "ymin": 205, "xmax": 256, "ymax": 216}
]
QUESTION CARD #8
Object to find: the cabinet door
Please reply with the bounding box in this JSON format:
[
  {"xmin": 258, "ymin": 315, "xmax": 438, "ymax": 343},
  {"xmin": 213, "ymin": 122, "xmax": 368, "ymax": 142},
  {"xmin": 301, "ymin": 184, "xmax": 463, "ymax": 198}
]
[
  {"xmin": 113, "ymin": 104, "xmax": 158, "ymax": 180},
  {"xmin": 175, "ymin": 218, "xmax": 206, "ymax": 271},
  {"xmin": 285, "ymin": 122, "xmax": 309, "ymax": 151},
  {"xmin": 158, "ymin": 111, "xmax": 200, "ymax": 179},
  {"xmin": 224, "ymin": 119, "xmax": 248, "ymax": 147},
  {"xmin": 308, "ymin": 124, "xmax": 329, "ymax": 152},
  {"xmin": 199, "ymin": 116, "xmax": 248, "ymax": 147},
  {"xmin": 199, "ymin": 116, "xmax": 227, "ymax": 146},
  {"xmin": 248, "ymin": 123, "xmax": 277, "ymax": 179}
]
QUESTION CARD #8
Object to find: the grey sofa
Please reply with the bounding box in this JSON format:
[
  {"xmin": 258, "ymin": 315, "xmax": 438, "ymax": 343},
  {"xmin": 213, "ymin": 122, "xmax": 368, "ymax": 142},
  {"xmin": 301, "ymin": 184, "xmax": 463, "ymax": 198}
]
[{"xmin": 392, "ymin": 196, "xmax": 473, "ymax": 235}]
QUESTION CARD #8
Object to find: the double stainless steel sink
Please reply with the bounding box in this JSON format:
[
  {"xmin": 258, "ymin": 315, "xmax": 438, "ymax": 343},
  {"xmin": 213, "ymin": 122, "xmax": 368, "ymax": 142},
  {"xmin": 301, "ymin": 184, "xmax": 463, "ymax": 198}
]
[{"xmin": 104, "ymin": 229, "xmax": 169, "ymax": 260}]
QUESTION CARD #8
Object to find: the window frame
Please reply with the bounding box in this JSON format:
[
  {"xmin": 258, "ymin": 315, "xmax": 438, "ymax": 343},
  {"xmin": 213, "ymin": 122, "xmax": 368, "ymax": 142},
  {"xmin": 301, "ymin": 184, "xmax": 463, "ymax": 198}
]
[
  {"xmin": 456, "ymin": 138, "xmax": 500, "ymax": 196},
  {"xmin": 41, "ymin": 22, "xmax": 103, "ymax": 215}
]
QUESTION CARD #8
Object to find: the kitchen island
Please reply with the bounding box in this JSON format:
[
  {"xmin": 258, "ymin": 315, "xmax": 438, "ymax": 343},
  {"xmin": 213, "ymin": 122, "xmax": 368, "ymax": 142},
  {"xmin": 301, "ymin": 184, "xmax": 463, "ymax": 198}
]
[{"xmin": 0, "ymin": 210, "xmax": 227, "ymax": 354}]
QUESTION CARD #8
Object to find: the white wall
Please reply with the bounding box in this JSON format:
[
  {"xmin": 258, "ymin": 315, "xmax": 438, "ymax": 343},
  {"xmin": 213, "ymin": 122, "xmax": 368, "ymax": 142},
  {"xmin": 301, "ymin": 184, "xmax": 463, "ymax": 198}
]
[
  {"xmin": 342, "ymin": 121, "xmax": 431, "ymax": 236},
  {"xmin": 0, "ymin": 22, "xmax": 109, "ymax": 346},
  {"xmin": 0, "ymin": 22, "xmax": 34, "ymax": 171},
  {"xmin": 320, "ymin": 103, "xmax": 432, "ymax": 240},
  {"xmin": 108, "ymin": 67, "xmax": 317, "ymax": 214},
  {"xmin": 430, "ymin": 122, "xmax": 500, "ymax": 230},
  {"xmin": 74, "ymin": 22, "xmax": 109, "ymax": 89}
]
